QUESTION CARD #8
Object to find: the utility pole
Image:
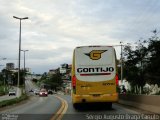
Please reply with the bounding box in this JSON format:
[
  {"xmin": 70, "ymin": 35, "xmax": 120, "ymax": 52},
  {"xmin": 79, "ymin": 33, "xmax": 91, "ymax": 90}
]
[
  {"xmin": 120, "ymin": 41, "xmax": 123, "ymax": 81},
  {"xmin": 21, "ymin": 50, "xmax": 29, "ymax": 91},
  {"xmin": 13, "ymin": 16, "xmax": 29, "ymax": 88},
  {"xmin": 113, "ymin": 42, "xmax": 130, "ymax": 81},
  {"xmin": 21, "ymin": 50, "xmax": 29, "ymax": 73}
]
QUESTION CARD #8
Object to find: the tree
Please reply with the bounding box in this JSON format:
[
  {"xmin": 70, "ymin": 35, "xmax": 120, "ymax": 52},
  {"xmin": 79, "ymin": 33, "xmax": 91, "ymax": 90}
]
[
  {"xmin": 1, "ymin": 69, "xmax": 24, "ymax": 86},
  {"xmin": 40, "ymin": 71, "xmax": 63, "ymax": 91},
  {"xmin": 49, "ymin": 72, "xmax": 63, "ymax": 91},
  {"xmin": 123, "ymin": 39, "xmax": 149, "ymax": 93},
  {"xmin": 145, "ymin": 31, "xmax": 160, "ymax": 85},
  {"xmin": 123, "ymin": 30, "xmax": 160, "ymax": 94}
]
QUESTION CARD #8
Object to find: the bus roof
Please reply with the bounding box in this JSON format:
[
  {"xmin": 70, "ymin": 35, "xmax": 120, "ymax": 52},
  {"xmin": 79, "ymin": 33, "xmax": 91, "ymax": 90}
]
[{"xmin": 76, "ymin": 45, "xmax": 113, "ymax": 49}]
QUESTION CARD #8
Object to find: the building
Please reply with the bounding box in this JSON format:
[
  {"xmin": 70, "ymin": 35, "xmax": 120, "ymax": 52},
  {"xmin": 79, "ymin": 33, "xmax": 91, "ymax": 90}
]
[{"xmin": 6, "ymin": 63, "xmax": 14, "ymax": 70}]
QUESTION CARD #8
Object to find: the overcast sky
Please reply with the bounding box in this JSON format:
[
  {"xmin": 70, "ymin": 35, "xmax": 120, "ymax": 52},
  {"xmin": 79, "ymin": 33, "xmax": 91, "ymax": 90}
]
[{"xmin": 0, "ymin": 0, "xmax": 160, "ymax": 74}]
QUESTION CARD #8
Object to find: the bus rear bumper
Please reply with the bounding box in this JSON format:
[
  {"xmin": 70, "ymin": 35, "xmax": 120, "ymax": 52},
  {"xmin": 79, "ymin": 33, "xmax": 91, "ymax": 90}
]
[{"xmin": 72, "ymin": 93, "xmax": 118, "ymax": 104}]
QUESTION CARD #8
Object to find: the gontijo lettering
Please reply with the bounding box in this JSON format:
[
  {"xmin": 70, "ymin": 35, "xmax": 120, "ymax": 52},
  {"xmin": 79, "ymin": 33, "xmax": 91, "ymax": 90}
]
[{"xmin": 77, "ymin": 67, "xmax": 114, "ymax": 73}]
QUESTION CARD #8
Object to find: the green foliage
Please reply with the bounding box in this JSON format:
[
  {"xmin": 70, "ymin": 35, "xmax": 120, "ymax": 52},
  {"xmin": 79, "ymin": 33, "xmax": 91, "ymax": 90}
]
[
  {"xmin": 0, "ymin": 73, "xmax": 4, "ymax": 86},
  {"xmin": 155, "ymin": 91, "xmax": 160, "ymax": 95},
  {"xmin": 147, "ymin": 35, "xmax": 160, "ymax": 76},
  {"xmin": 0, "ymin": 69, "xmax": 24, "ymax": 86},
  {"xmin": 40, "ymin": 71, "xmax": 63, "ymax": 90},
  {"xmin": 0, "ymin": 94, "xmax": 28, "ymax": 108},
  {"xmin": 0, "ymin": 86, "xmax": 9, "ymax": 96},
  {"xmin": 123, "ymin": 30, "xmax": 160, "ymax": 93},
  {"xmin": 123, "ymin": 40, "xmax": 147, "ymax": 88}
]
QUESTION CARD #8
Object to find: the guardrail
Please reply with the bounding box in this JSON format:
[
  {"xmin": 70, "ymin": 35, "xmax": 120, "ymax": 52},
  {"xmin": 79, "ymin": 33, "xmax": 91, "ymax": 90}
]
[{"xmin": 118, "ymin": 94, "xmax": 160, "ymax": 114}]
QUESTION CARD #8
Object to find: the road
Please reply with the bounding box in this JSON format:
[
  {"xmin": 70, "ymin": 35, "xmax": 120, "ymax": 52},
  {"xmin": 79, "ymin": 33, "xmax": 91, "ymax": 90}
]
[
  {"xmin": 25, "ymin": 79, "xmax": 39, "ymax": 95},
  {"xmin": 0, "ymin": 79, "xmax": 60, "ymax": 120},
  {"xmin": 57, "ymin": 95, "xmax": 154, "ymax": 120},
  {"xmin": 0, "ymin": 94, "xmax": 154, "ymax": 120},
  {"xmin": 0, "ymin": 94, "xmax": 61, "ymax": 120},
  {"xmin": 0, "ymin": 79, "xmax": 156, "ymax": 120}
]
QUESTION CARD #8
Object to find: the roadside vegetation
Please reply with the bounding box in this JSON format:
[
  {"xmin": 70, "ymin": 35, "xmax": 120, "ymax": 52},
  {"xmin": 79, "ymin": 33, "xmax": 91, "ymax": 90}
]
[
  {"xmin": 0, "ymin": 93, "xmax": 28, "ymax": 108},
  {"xmin": 0, "ymin": 69, "xmax": 25, "ymax": 95},
  {"xmin": 0, "ymin": 86, "xmax": 9, "ymax": 96},
  {"xmin": 32, "ymin": 69, "xmax": 63, "ymax": 91},
  {"xmin": 121, "ymin": 30, "xmax": 160, "ymax": 95}
]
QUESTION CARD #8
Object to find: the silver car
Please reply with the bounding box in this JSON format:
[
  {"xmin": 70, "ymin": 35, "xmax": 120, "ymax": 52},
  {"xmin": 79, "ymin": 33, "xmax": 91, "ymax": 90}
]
[
  {"xmin": 34, "ymin": 89, "xmax": 40, "ymax": 95},
  {"xmin": 9, "ymin": 90, "xmax": 16, "ymax": 96}
]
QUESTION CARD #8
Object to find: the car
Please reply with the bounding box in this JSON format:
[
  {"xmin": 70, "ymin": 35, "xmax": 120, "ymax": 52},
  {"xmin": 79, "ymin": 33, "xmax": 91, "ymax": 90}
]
[
  {"xmin": 29, "ymin": 89, "xmax": 33, "ymax": 92},
  {"xmin": 34, "ymin": 89, "xmax": 40, "ymax": 95},
  {"xmin": 9, "ymin": 90, "xmax": 16, "ymax": 96},
  {"xmin": 39, "ymin": 89, "xmax": 48, "ymax": 97},
  {"xmin": 48, "ymin": 90, "xmax": 53, "ymax": 95}
]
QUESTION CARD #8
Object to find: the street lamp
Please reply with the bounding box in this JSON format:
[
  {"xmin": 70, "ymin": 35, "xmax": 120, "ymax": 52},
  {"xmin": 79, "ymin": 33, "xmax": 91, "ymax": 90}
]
[
  {"xmin": 21, "ymin": 50, "xmax": 28, "ymax": 92},
  {"xmin": 113, "ymin": 42, "xmax": 131, "ymax": 81},
  {"xmin": 13, "ymin": 16, "xmax": 29, "ymax": 88},
  {"xmin": 21, "ymin": 50, "xmax": 29, "ymax": 72},
  {"xmin": 112, "ymin": 43, "xmax": 123, "ymax": 81}
]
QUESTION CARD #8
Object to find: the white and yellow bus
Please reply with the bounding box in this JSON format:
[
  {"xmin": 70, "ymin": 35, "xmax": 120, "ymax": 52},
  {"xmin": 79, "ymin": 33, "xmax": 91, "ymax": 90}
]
[{"xmin": 71, "ymin": 46, "xmax": 119, "ymax": 109}]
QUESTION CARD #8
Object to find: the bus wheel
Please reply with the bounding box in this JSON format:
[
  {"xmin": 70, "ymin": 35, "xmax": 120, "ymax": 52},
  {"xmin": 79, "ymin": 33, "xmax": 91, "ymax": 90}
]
[
  {"xmin": 73, "ymin": 103, "xmax": 79, "ymax": 109},
  {"xmin": 106, "ymin": 102, "xmax": 112, "ymax": 109}
]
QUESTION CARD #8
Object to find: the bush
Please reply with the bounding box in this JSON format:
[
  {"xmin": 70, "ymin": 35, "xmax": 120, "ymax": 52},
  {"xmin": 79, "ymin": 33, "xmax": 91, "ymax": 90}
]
[
  {"xmin": 155, "ymin": 91, "xmax": 160, "ymax": 95},
  {"xmin": 0, "ymin": 92, "xmax": 5, "ymax": 96},
  {"xmin": 0, "ymin": 86, "xmax": 9, "ymax": 96}
]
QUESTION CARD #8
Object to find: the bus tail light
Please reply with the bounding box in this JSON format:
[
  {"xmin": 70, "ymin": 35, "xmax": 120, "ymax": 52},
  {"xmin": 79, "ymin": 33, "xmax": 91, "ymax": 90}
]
[
  {"xmin": 72, "ymin": 75, "xmax": 76, "ymax": 87},
  {"xmin": 72, "ymin": 75, "xmax": 76, "ymax": 93},
  {"xmin": 116, "ymin": 74, "xmax": 119, "ymax": 86}
]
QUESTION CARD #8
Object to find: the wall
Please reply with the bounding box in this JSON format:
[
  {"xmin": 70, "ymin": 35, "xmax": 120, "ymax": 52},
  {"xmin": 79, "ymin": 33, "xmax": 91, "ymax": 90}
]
[{"xmin": 119, "ymin": 94, "xmax": 160, "ymax": 114}]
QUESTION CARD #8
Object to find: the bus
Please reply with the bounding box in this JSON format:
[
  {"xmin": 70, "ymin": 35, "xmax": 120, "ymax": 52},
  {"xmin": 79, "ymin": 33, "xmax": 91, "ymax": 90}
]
[{"xmin": 71, "ymin": 46, "xmax": 119, "ymax": 109}]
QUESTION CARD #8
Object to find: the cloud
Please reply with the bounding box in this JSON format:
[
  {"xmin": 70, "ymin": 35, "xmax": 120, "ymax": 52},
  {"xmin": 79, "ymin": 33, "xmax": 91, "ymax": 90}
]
[{"xmin": 0, "ymin": 0, "xmax": 160, "ymax": 73}]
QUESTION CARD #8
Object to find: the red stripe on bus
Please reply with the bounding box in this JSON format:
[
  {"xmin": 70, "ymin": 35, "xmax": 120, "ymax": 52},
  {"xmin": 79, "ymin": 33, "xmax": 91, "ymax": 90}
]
[{"xmin": 80, "ymin": 73, "xmax": 111, "ymax": 76}]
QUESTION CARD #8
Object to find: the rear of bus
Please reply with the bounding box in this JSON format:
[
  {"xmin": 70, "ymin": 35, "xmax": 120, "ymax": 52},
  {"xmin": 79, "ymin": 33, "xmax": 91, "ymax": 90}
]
[{"xmin": 71, "ymin": 46, "xmax": 119, "ymax": 109}]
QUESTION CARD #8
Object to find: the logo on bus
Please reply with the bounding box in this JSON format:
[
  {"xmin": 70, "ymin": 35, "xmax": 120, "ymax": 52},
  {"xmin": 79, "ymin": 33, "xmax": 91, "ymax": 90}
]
[{"xmin": 85, "ymin": 50, "xmax": 107, "ymax": 60}]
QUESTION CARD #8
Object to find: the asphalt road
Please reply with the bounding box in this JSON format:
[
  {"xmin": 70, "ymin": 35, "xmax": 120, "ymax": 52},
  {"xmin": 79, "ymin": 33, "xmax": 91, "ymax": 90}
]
[
  {"xmin": 0, "ymin": 79, "xmax": 62, "ymax": 120},
  {"xmin": 59, "ymin": 95, "xmax": 154, "ymax": 120},
  {"xmin": 0, "ymin": 95, "xmax": 61, "ymax": 120},
  {"xmin": 0, "ymin": 94, "xmax": 153, "ymax": 120},
  {"xmin": 0, "ymin": 80, "xmax": 155, "ymax": 120},
  {"xmin": 25, "ymin": 79, "xmax": 39, "ymax": 95}
]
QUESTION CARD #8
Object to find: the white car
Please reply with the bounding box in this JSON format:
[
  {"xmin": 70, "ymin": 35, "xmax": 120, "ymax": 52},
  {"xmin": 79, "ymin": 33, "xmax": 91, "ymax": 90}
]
[
  {"xmin": 34, "ymin": 89, "xmax": 40, "ymax": 95},
  {"xmin": 9, "ymin": 90, "xmax": 16, "ymax": 96}
]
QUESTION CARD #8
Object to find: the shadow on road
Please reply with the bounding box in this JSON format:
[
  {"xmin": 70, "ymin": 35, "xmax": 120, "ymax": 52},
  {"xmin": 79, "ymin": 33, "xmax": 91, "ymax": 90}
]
[{"xmin": 73, "ymin": 102, "xmax": 115, "ymax": 112}]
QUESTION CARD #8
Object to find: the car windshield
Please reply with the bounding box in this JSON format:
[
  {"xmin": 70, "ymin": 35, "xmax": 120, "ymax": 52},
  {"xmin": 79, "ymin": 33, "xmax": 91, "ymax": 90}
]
[
  {"xmin": 9, "ymin": 90, "xmax": 15, "ymax": 92},
  {"xmin": 40, "ymin": 89, "xmax": 47, "ymax": 92}
]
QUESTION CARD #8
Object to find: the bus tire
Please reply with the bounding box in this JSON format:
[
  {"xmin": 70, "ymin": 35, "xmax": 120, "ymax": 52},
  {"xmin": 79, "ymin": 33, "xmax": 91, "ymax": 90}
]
[
  {"xmin": 108, "ymin": 102, "xmax": 112, "ymax": 109},
  {"xmin": 73, "ymin": 103, "xmax": 79, "ymax": 109}
]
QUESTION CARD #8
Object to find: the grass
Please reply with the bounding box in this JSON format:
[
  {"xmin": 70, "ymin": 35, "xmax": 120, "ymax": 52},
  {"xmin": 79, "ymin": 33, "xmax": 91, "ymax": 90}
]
[
  {"xmin": 0, "ymin": 93, "xmax": 28, "ymax": 108},
  {"xmin": 0, "ymin": 86, "xmax": 9, "ymax": 96}
]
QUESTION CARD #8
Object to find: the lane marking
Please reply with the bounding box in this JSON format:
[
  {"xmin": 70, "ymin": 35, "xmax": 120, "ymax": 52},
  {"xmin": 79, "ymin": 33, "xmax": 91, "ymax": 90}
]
[{"xmin": 50, "ymin": 95, "xmax": 68, "ymax": 120}]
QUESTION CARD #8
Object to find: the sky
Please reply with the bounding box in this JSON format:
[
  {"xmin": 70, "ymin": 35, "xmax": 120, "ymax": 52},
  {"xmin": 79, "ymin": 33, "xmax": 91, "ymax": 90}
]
[{"xmin": 0, "ymin": 0, "xmax": 160, "ymax": 74}]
